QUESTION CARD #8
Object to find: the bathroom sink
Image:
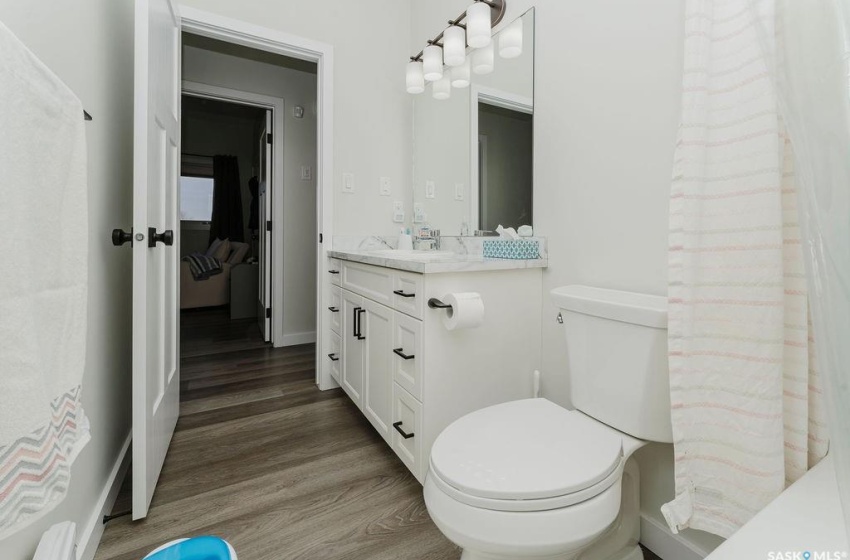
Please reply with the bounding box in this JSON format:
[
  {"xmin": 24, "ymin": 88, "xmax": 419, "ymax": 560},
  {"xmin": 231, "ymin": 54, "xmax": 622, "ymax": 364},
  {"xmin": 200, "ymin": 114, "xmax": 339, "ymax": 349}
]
[{"xmin": 367, "ymin": 249, "xmax": 456, "ymax": 261}]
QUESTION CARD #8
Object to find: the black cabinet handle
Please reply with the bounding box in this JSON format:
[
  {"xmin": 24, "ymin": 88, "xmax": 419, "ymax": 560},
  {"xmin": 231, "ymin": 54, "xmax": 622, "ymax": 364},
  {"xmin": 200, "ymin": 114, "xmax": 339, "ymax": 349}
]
[
  {"xmin": 328, "ymin": 306, "xmax": 339, "ymax": 313},
  {"xmin": 393, "ymin": 290, "xmax": 416, "ymax": 298},
  {"xmin": 328, "ymin": 353, "xmax": 339, "ymax": 362},
  {"xmin": 329, "ymin": 270, "xmax": 340, "ymax": 275},
  {"xmin": 393, "ymin": 348, "xmax": 415, "ymax": 360},
  {"xmin": 357, "ymin": 308, "xmax": 366, "ymax": 340},
  {"xmin": 353, "ymin": 307, "xmax": 361, "ymax": 338},
  {"xmin": 393, "ymin": 421, "xmax": 415, "ymax": 439}
]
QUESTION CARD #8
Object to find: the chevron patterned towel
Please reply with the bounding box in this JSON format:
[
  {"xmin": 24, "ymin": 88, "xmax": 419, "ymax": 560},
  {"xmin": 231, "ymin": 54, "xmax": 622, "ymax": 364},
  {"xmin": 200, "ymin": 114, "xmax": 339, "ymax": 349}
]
[{"xmin": 0, "ymin": 21, "xmax": 91, "ymax": 538}]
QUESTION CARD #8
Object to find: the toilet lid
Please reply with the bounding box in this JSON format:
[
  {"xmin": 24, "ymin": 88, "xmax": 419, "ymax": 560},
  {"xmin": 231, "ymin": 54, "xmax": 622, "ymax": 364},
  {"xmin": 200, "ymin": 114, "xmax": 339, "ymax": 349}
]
[{"xmin": 430, "ymin": 399, "xmax": 624, "ymax": 502}]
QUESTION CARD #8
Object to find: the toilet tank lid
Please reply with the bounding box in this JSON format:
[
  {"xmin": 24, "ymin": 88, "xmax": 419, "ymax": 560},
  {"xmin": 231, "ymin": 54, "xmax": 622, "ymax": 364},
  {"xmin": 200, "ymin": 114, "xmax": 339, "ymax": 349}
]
[{"xmin": 550, "ymin": 285, "xmax": 667, "ymax": 328}]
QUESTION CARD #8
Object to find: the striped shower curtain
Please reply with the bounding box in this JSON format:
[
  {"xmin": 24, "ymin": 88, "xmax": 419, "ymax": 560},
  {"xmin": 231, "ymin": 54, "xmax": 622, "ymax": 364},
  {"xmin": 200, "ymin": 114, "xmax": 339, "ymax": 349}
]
[{"xmin": 661, "ymin": 0, "xmax": 829, "ymax": 538}]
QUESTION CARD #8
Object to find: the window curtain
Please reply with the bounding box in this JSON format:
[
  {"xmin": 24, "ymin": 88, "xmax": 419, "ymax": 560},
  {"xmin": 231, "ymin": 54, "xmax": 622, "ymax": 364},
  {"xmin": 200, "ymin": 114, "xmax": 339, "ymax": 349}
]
[
  {"xmin": 209, "ymin": 155, "xmax": 244, "ymax": 244},
  {"xmin": 748, "ymin": 0, "xmax": 850, "ymax": 542},
  {"xmin": 662, "ymin": 0, "xmax": 830, "ymax": 538}
]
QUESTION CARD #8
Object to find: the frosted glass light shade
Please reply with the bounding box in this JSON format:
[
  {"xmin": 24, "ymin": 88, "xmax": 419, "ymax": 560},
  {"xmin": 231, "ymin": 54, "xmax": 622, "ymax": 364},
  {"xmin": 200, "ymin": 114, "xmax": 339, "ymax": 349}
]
[
  {"xmin": 433, "ymin": 76, "xmax": 451, "ymax": 100},
  {"xmin": 406, "ymin": 61, "xmax": 425, "ymax": 94},
  {"xmin": 423, "ymin": 45, "xmax": 444, "ymax": 81},
  {"xmin": 451, "ymin": 59, "xmax": 471, "ymax": 88},
  {"xmin": 499, "ymin": 18, "xmax": 523, "ymax": 59},
  {"xmin": 472, "ymin": 43, "xmax": 494, "ymax": 75},
  {"xmin": 443, "ymin": 25, "xmax": 466, "ymax": 67},
  {"xmin": 466, "ymin": 2, "xmax": 492, "ymax": 49}
]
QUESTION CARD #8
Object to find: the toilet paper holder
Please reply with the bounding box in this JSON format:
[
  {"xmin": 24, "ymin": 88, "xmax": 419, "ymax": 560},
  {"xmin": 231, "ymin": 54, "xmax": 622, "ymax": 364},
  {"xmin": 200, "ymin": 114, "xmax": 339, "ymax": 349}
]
[{"xmin": 428, "ymin": 298, "xmax": 453, "ymax": 310}]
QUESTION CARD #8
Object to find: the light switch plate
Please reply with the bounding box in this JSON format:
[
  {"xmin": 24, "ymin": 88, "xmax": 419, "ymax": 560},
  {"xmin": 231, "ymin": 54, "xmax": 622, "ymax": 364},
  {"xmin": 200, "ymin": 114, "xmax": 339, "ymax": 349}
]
[
  {"xmin": 454, "ymin": 183, "xmax": 464, "ymax": 201},
  {"xmin": 413, "ymin": 202, "xmax": 426, "ymax": 223},
  {"xmin": 380, "ymin": 177, "xmax": 392, "ymax": 196},
  {"xmin": 342, "ymin": 172, "xmax": 355, "ymax": 193},
  {"xmin": 301, "ymin": 166, "xmax": 312, "ymax": 181},
  {"xmin": 425, "ymin": 180, "xmax": 436, "ymax": 199}
]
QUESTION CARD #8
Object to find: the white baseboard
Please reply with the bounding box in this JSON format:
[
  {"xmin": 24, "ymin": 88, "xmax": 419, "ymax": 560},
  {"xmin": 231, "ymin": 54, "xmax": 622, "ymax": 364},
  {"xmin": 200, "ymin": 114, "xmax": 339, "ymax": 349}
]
[
  {"xmin": 278, "ymin": 331, "xmax": 316, "ymax": 347},
  {"xmin": 640, "ymin": 513, "xmax": 714, "ymax": 560},
  {"xmin": 77, "ymin": 433, "xmax": 131, "ymax": 560}
]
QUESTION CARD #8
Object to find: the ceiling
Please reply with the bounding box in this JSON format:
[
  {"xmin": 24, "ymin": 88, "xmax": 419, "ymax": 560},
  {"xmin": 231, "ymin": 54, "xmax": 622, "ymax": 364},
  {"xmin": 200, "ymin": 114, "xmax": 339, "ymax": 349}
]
[{"xmin": 183, "ymin": 32, "xmax": 318, "ymax": 75}]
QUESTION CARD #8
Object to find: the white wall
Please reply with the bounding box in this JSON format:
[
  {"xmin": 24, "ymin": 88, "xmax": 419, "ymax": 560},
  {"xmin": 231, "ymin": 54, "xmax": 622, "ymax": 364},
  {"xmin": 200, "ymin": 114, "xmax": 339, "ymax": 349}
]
[
  {"xmin": 0, "ymin": 2, "xmax": 135, "ymax": 559},
  {"xmin": 412, "ymin": 0, "xmax": 724, "ymax": 554},
  {"xmin": 183, "ymin": 45, "xmax": 318, "ymax": 341},
  {"xmin": 178, "ymin": 0, "xmax": 413, "ymax": 238}
]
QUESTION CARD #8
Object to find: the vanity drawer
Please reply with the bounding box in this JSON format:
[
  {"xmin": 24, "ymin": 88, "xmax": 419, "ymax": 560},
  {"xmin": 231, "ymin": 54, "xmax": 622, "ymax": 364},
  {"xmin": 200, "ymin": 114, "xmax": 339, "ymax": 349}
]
[
  {"xmin": 328, "ymin": 331, "xmax": 341, "ymax": 382},
  {"xmin": 328, "ymin": 258, "xmax": 341, "ymax": 286},
  {"xmin": 392, "ymin": 383, "xmax": 423, "ymax": 482},
  {"xmin": 328, "ymin": 286, "xmax": 342, "ymax": 334},
  {"xmin": 393, "ymin": 271, "xmax": 425, "ymax": 319},
  {"xmin": 341, "ymin": 261, "xmax": 393, "ymax": 306},
  {"xmin": 392, "ymin": 311, "xmax": 423, "ymax": 400}
]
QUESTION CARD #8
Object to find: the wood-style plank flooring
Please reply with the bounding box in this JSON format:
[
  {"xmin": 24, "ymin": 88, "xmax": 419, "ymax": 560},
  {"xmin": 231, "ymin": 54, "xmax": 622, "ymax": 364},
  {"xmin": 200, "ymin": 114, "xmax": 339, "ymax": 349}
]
[
  {"xmin": 96, "ymin": 308, "xmax": 459, "ymax": 560},
  {"xmin": 96, "ymin": 308, "xmax": 662, "ymax": 560}
]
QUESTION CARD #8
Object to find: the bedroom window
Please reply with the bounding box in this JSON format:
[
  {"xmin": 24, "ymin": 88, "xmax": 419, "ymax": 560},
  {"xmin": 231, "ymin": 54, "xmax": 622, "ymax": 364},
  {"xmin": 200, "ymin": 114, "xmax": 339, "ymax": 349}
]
[{"xmin": 179, "ymin": 176, "xmax": 214, "ymax": 222}]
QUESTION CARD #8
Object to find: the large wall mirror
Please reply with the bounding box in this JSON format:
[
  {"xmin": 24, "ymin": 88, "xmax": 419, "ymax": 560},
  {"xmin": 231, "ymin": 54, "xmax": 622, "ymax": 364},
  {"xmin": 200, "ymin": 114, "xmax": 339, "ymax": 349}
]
[{"xmin": 412, "ymin": 8, "xmax": 534, "ymax": 236}]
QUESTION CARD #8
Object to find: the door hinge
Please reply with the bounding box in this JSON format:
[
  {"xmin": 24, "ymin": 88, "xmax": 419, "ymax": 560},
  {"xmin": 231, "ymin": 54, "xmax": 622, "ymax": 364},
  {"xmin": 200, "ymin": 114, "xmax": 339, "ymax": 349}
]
[
  {"xmin": 266, "ymin": 308, "xmax": 272, "ymax": 319},
  {"xmin": 319, "ymin": 233, "xmax": 323, "ymax": 244},
  {"xmin": 266, "ymin": 133, "xmax": 273, "ymax": 144},
  {"xmin": 266, "ymin": 220, "xmax": 272, "ymax": 232}
]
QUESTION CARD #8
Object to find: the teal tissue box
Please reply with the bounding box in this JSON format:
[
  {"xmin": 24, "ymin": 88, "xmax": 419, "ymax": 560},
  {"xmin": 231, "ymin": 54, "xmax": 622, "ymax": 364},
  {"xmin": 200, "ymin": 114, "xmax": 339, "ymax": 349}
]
[{"xmin": 483, "ymin": 239, "xmax": 540, "ymax": 260}]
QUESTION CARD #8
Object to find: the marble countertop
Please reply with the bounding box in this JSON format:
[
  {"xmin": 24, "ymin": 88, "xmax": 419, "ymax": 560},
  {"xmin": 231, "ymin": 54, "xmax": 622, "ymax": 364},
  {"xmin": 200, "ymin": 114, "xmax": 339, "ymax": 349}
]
[{"xmin": 328, "ymin": 249, "xmax": 548, "ymax": 274}]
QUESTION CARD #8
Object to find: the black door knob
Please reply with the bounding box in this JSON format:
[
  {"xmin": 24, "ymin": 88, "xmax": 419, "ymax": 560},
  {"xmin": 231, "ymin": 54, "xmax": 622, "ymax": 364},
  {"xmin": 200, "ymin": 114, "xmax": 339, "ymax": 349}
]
[
  {"xmin": 112, "ymin": 228, "xmax": 133, "ymax": 247},
  {"xmin": 148, "ymin": 227, "xmax": 174, "ymax": 248}
]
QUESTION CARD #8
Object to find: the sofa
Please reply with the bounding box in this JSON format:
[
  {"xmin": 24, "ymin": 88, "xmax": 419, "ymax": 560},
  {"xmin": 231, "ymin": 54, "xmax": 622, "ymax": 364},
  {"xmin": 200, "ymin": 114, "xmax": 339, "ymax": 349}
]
[{"xmin": 180, "ymin": 240, "xmax": 250, "ymax": 310}]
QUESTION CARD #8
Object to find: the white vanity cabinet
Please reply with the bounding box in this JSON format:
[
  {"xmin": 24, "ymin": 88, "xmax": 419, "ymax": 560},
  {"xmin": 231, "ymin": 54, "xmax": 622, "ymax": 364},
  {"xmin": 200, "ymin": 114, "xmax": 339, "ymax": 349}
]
[{"xmin": 333, "ymin": 257, "xmax": 542, "ymax": 483}]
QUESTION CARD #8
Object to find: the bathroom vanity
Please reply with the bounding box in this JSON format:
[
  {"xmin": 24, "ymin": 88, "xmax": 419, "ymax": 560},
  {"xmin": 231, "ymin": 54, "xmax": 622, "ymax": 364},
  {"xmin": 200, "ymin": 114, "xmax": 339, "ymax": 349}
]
[{"xmin": 325, "ymin": 247, "xmax": 545, "ymax": 482}]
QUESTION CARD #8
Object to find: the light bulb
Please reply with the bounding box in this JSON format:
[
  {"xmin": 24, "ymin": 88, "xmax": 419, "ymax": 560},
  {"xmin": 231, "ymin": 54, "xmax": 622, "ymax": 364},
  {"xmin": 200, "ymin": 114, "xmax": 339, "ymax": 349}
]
[
  {"xmin": 423, "ymin": 45, "xmax": 444, "ymax": 81},
  {"xmin": 472, "ymin": 43, "xmax": 494, "ymax": 75},
  {"xmin": 499, "ymin": 18, "xmax": 523, "ymax": 59},
  {"xmin": 466, "ymin": 2, "xmax": 492, "ymax": 49},
  {"xmin": 406, "ymin": 60, "xmax": 425, "ymax": 94},
  {"xmin": 443, "ymin": 25, "xmax": 466, "ymax": 67}
]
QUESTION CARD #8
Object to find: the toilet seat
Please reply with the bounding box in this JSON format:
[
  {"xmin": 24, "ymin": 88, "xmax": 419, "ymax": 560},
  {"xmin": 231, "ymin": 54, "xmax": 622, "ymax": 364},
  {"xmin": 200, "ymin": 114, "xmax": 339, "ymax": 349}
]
[{"xmin": 429, "ymin": 399, "xmax": 625, "ymax": 513}]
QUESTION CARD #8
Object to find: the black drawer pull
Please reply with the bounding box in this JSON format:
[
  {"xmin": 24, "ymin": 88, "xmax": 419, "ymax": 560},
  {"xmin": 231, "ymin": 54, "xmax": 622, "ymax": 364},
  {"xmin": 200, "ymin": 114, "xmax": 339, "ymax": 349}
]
[
  {"xmin": 328, "ymin": 353, "xmax": 339, "ymax": 362},
  {"xmin": 329, "ymin": 270, "xmax": 340, "ymax": 275},
  {"xmin": 393, "ymin": 348, "xmax": 415, "ymax": 360},
  {"xmin": 393, "ymin": 421, "xmax": 415, "ymax": 439},
  {"xmin": 393, "ymin": 290, "xmax": 416, "ymax": 298},
  {"xmin": 328, "ymin": 306, "xmax": 339, "ymax": 313}
]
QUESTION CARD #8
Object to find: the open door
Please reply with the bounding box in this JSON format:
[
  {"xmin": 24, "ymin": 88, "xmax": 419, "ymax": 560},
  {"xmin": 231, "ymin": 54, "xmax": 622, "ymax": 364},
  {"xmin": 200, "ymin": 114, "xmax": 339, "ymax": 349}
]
[
  {"xmin": 257, "ymin": 110, "xmax": 272, "ymax": 341},
  {"xmin": 132, "ymin": 0, "xmax": 181, "ymax": 520}
]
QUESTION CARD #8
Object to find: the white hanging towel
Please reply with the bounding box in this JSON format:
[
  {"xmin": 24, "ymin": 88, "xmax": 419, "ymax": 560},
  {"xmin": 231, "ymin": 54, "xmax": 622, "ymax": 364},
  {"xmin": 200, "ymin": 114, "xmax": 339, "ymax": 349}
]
[
  {"xmin": 662, "ymin": 0, "xmax": 829, "ymax": 538},
  {"xmin": 0, "ymin": 21, "xmax": 90, "ymax": 538}
]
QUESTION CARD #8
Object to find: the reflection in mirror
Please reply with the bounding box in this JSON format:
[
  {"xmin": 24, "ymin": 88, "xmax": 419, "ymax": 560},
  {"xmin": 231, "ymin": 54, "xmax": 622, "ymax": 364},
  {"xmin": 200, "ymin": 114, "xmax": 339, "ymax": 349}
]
[{"xmin": 412, "ymin": 9, "xmax": 534, "ymax": 236}]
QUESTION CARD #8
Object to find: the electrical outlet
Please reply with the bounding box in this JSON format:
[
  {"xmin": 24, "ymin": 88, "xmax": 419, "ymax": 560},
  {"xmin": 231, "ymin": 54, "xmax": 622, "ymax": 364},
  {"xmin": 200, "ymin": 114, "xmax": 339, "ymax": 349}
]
[
  {"xmin": 454, "ymin": 183, "xmax": 464, "ymax": 201},
  {"xmin": 413, "ymin": 203, "xmax": 426, "ymax": 223},
  {"xmin": 393, "ymin": 201, "xmax": 404, "ymax": 212},
  {"xmin": 380, "ymin": 177, "xmax": 392, "ymax": 196},
  {"xmin": 342, "ymin": 172, "xmax": 355, "ymax": 193},
  {"xmin": 425, "ymin": 180, "xmax": 436, "ymax": 199},
  {"xmin": 301, "ymin": 166, "xmax": 312, "ymax": 181}
]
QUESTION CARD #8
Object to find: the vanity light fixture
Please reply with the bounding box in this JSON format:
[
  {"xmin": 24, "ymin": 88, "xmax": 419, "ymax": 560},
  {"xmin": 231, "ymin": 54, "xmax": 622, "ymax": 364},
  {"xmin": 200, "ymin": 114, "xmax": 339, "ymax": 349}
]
[
  {"xmin": 472, "ymin": 42, "xmax": 495, "ymax": 75},
  {"xmin": 499, "ymin": 17, "xmax": 523, "ymax": 59},
  {"xmin": 406, "ymin": 60, "xmax": 425, "ymax": 94},
  {"xmin": 451, "ymin": 59, "xmax": 472, "ymax": 88},
  {"xmin": 423, "ymin": 44, "xmax": 444, "ymax": 81},
  {"xmin": 407, "ymin": 0, "xmax": 506, "ymax": 93}
]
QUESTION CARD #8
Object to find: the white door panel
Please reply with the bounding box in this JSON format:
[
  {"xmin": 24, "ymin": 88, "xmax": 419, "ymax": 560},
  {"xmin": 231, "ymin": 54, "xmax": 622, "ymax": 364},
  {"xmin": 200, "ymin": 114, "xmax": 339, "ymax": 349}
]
[{"xmin": 133, "ymin": 0, "xmax": 181, "ymax": 520}]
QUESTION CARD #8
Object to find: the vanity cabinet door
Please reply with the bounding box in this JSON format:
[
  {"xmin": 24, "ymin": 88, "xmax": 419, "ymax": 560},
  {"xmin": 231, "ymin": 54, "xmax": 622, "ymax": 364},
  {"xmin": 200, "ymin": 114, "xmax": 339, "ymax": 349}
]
[
  {"xmin": 341, "ymin": 289, "xmax": 365, "ymax": 408},
  {"xmin": 362, "ymin": 299, "xmax": 394, "ymax": 443}
]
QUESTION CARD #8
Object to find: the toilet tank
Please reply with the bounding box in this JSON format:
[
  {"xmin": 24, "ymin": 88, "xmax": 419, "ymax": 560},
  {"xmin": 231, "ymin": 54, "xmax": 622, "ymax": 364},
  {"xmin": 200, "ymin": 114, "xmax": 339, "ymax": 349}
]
[{"xmin": 551, "ymin": 286, "xmax": 672, "ymax": 443}]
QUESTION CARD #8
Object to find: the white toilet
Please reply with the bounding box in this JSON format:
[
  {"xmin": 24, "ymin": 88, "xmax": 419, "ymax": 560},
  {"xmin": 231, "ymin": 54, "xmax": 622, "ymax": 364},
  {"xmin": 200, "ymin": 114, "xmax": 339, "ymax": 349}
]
[{"xmin": 424, "ymin": 285, "xmax": 672, "ymax": 560}]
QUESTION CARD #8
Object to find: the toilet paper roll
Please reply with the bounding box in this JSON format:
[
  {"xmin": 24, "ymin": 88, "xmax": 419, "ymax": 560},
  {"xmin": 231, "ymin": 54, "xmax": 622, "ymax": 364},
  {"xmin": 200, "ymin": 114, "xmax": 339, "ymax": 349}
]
[{"xmin": 442, "ymin": 292, "xmax": 485, "ymax": 331}]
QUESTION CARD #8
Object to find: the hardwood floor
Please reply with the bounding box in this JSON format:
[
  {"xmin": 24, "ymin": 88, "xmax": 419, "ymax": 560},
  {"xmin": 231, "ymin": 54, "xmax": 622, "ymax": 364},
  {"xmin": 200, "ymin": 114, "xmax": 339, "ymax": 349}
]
[
  {"xmin": 96, "ymin": 309, "xmax": 459, "ymax": 560},
  {"xmin": 95, "ymin": 308, "xmax": 662, "ymax": 560}
]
